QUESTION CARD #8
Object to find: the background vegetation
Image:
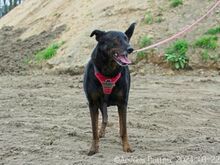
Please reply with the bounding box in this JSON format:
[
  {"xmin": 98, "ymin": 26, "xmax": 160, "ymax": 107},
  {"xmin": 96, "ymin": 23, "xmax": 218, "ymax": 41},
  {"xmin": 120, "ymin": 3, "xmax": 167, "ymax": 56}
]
[{"xmin": 0, "ymin": 0, "xmax": 23, "ymax": 17}]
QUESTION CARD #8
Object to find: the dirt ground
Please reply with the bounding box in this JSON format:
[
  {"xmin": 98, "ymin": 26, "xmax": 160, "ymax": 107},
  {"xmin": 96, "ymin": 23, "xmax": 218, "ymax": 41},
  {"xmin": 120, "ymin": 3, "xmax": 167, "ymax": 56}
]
[
  {"xmin": 0, "ymin": 1, "xmax": 220, "ymax": 164},
  {"xmin": 0, "ymin": 25, "xmax": 66, "ymax": 75},
  {"xmin": 1, "ymin": 0, "xmax": 219, "ymax": 71},
  {"xmin": 0, "ymin": 70, "xmax": 220, "ymax": 165}
]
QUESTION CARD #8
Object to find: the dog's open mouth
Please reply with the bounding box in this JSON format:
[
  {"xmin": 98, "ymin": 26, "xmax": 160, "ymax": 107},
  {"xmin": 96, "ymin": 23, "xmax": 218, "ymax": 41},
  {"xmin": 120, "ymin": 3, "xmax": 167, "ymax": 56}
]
[{"xmin": 113, "ymin": 53, "xmax": 131, "ymax": 66}]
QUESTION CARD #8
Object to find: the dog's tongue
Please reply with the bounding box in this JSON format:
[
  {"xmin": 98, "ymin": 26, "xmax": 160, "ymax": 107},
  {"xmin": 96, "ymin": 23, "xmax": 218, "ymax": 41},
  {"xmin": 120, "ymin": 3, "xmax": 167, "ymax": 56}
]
[{"xmin": 117, "ymin": 55, "xmax": 131, "ymax": 64}]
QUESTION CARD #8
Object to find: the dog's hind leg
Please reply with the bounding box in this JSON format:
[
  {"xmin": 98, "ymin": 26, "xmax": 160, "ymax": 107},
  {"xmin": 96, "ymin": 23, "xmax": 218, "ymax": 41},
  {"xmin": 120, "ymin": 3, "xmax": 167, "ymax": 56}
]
[
  {"xmin": 88, "ymin": 105, "xmax": 99, "ymax": 156},
  {"xmin": 99, "ymin": 102, "xmax": 108, "ymax": 138},
  {"xmin": 118, "ymin": 105, "xmax": 134, "ymax": 153}
]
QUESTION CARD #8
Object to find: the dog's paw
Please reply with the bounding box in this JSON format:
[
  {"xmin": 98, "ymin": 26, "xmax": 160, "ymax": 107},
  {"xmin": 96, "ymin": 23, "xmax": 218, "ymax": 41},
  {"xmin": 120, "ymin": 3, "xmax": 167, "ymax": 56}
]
[
  {"xmin": 123, "ymin": 144, "xmax": 134, "ymax": 153},
  {"xmin": 88, "ymin": 144, "xmax": 99, "ymax": 156},
  {"xmin": 87, "ymin": 150, "xmax": 98, "ymax": 156},
  {"xmin": 99, "ymin": 130, "xmax": 105, "ymax": 138},
  {"xmin": 123, "ymin": 147, "xmax": 134, "ymax": 153}
]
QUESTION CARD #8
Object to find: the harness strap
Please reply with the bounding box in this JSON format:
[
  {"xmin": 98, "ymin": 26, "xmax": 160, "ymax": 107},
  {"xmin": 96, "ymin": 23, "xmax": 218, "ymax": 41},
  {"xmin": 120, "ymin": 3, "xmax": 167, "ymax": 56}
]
[{"xmin": 94, "ymin": 66, "xmax": 121, "ymax": 95}]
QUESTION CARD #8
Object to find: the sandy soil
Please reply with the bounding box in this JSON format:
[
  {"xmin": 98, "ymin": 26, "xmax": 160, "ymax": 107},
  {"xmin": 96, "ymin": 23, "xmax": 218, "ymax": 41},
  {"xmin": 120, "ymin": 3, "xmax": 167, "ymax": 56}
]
[
  {"xmin": 0, "ymin": 1, "xmax": 220, "ymax": 164},
  {"xmin": 1, "ymin": 0, "xmax": 219, "ymax": 71},
  {"xmin": 0, "ymin": 26, "xmax": 66, "ymax": 75},
  {"xmin": 0, "ymin": 72, "xmax": 220, "ymax": 165}
]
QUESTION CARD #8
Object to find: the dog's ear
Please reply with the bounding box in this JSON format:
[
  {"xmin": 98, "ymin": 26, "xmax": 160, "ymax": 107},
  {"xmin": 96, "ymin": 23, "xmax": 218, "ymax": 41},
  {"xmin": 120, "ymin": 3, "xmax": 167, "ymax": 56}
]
[
  {"xmin": 125, "ymin": 23, "xmax": 136, "ymax": 41},
  {"xmin": 90, "ymin": 30, "xmax": 106, "ymax": 42}
]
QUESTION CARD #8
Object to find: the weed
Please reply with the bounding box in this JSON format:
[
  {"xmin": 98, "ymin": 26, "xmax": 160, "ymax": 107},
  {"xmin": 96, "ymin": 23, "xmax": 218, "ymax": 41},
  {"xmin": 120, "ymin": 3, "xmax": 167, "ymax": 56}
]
[
  {"xmin": 201, "ymin": 50, "xmax": 209, "ymax": 62},
  {"xmin": 24, "ymin": 57, "xmax": 31, "ymax": 65},
  {"xmin": 156, "ymin": 16, "xmax": 164, "ymax": 23},
  {"xmin": 139, "ymin": 35, "xmax": 152, "ymax": 48},
  {"xmin": 164, "ymin": 40, "xmax": 189, "ymax": 69},
  {"xmin": 209, "ymin": 54, "xmax": 220, "ymax": 62},
  {"xmin": 144, "ymin": 12, "xmax": 153, "ymax": 24},
  {"xmin": 170, "ymin": 0, "xmax": 183, "ymax": 7},
  {"xmin": 194, "ymin": 35, "xmax": 218, "ymax": 50},
  {"xmin": 35, "ymin": 41, "xmax": 64, "ymax": 62},
  {"xmin": 205, "ymin": 26, "xmax": 220, "ymax": 35},
  {"xmin": 136, "ymin": 52, "xmax": 147, "ymax": 62}
]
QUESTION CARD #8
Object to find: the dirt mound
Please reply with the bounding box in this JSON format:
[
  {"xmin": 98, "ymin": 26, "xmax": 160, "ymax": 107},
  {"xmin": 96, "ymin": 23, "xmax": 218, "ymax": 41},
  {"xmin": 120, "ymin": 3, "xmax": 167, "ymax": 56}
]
[
  {"xmin": 0, "ymin": 25, "xmax": 66, "ymax": 75},
  {"xmin": 0, "ymin": 0, "xmax": 219, "ymax": 74}
]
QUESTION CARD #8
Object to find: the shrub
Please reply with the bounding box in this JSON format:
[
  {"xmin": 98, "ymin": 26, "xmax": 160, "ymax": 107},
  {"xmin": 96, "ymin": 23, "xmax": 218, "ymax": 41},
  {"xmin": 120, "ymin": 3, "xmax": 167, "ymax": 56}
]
[
  {"xmin": 201, "ymin": 50, "xmax": 209, "ymax": 62},
  {"xmin": 205, "ymin": 26, "xmax": 220, "ymax": 35},
  {"xmin": 144, "ymin": 12, "xmax": 153, "ymax": 24},
  {"xmin": 136, "ymin": 52, "xmax": 147, "ymax": 62},
  {"xmin": 156, "ymin": 16, "xmax": 164, "ymax": 23},
  {"xmin": 170, "ymin": 0, "xmax": 183, "ymax": 7},
  {"xmin": 35, "ymin": 41, "xmax": 64, "ymax": 61},
  {"xmin": 164, "ymin": 40, "xmax": 189, "ymax": 69},
  {"xmin": 139, "ymin": 35, "xmax": 152, "ymax": 48},
  {"xmin": 194, "ymin": 35, "xmax": 218, "ymax": 50}
]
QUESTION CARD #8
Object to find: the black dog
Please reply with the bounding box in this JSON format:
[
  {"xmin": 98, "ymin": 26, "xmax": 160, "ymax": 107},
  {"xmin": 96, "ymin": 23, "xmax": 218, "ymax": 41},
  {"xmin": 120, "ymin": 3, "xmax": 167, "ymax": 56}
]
[{"xmin": 83, "ymin": 23, "xmax": 135, "ymax": 156}]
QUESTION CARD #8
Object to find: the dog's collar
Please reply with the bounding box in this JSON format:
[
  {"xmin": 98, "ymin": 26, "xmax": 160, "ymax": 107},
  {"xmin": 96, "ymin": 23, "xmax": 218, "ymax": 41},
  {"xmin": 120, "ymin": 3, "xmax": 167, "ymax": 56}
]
[{"xmin": 94, "ymin": 66, "xmax": 121, "ymax": 95}]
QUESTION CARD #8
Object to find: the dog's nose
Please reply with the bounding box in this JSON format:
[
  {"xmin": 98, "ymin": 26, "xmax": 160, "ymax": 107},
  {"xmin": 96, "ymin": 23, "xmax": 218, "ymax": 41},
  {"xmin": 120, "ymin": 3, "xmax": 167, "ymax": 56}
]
[{"xmin": 127, "ymin": 47, "xmax": 134, "ymax": 54}]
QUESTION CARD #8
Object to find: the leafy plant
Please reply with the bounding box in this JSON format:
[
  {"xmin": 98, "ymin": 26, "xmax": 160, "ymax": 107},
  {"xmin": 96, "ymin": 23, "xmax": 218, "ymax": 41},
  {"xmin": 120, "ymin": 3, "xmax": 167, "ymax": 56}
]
[
  {"xmin": 35, "ymin": 41, "xmax": 64, "ymax": 62},
  {"xmin": 209, "ymin": 54, "xmax": 220, "ymax": 62},
  {"xmin": 136, "ymin": 52, "xmax": 147, "ymax": 62},
  {"xmin": 164, "ymin": 40, "xmax": 189, "ymax": 69},
  {"xmin": 201, "ymin": 50, "xmax": 209, "ymax": 62},
  {"xmin": 201, "ymin": 50, "xmax": 220, "ymax": 62},
  {"xmin": 170, "ymin": 0, "xmax": 183, "ymax": 7},
  {"xmin": 144, "ymin": 12, "xmax": 153, "ymax": 24},
  {"xmin": 194, "ymin": 35, "xmax": 218, "ymax": 50},
  {"xmin": 139, "ymin": 35, "xmax": 152, "ymax": 48},
  {"xmin": 156, "ymin": 16, "xmax": 164, "ymax": 23},
  {"xmin": 205, "ymin": 26, "xmax": 220, "ymax": 35}
]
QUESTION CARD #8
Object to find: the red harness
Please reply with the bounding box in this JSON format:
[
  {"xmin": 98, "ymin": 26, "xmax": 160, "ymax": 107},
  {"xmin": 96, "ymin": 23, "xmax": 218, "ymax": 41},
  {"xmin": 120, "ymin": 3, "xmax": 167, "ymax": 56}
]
[{"xmin": 94, "ymin": 67, "xmax": 121, "ymax": 95}]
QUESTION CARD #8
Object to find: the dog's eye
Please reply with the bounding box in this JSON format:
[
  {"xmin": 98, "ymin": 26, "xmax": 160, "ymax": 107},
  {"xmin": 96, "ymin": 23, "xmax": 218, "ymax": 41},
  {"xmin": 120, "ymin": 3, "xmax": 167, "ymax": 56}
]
[{"xmin": 107, "ymin": 42, "xmax": 116, "ymax": 48}]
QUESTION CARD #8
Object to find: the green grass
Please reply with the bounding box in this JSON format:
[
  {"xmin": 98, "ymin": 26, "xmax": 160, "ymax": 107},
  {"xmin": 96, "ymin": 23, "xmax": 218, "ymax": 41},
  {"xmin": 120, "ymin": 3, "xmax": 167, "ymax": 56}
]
[
  {"xmin": 205, "ymin": 26, "xmax": 220, "ymax": 35},
  {"xmin": 164, "ymin": 40, "xmax": 189, "ymax": 69},
  {"xmin": 209, "ymin": 54, "xmax": 220, "ymax": 62},
  {"xmin": 144, "ymin": 12, "xmax": 153, "ymax": 24},
  {"xmin": 201, "ymin": 50, "xmax": 209, "ymax": 62},
  {"xmin": 139, "ymin": 35, "xmax": 152, "ymax": 48},
  {"xmin": 201, "ymin": 50, "xmax": 220, "ymax": 62},
  {"xmin": 35, "ymin": 41, "xmax": 64, "ymax": 62},
  {"xmin": 136, "ymin": 52, "xmax": 147, "ymax": 62},
  {"xmin": 194, "ymin": 35, "xmax": 218, "ymax": 50},
  {"xmin": 156, "ymin": 16, "xmax": 164, "ymax": 23},
  {"xmin": 170, "ymin": 0, "xmax": 183, "ymax": 7}
]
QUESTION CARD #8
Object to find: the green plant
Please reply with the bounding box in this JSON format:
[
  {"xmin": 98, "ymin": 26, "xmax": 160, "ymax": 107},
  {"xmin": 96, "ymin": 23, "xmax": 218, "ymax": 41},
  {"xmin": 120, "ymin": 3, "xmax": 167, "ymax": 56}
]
[
  {"xmin": 201, "ymin": 50, "xmax": 209, "ymax": 62},
  {"xmin": 194, "ymin": 35, "xmax": 218, "ymax": 50},
  {"xmin": 205, "ymin": 26, "xmax": 220, "ymax": 35},
  {"xmin": 164, "ymin": 40, "xmax": 189, "ymax": 69},
  {"xmin": 139, "ymin": 35, "xmax": 152, "ymax": 48},
  {"xmin": 209, "ymin": 54, "xmax": 220, "ymax": 62},
  {"xmin": 35, "ymin": 41, "xmax": 64, "ymax": 62},
  {"xmin": 136, "ymin": 52, "xmax": 147, "ymax": 62},
  {"xmin": 201, "ymin": 50, "xmax": 220, "ymax": 62},
  {"xmin": 144, "ymin": 12, "xmax": 153, "ymax": 24},
  {"xmin": 24, "ymin": 57, "xmax": 31, "ymax": 65},
  {"xmin": 170, "ymin": 0, "xmax": 183, "ymax": 7},
  {"xmin": 156, "ymin": 16, "xmax": 164, "ymax": 23}
]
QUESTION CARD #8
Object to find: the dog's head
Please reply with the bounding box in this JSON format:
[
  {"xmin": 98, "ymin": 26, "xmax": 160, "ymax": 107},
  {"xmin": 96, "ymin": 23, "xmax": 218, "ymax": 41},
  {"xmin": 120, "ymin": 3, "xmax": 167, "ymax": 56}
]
[{"xmin": 90, "ymin": 23, "xmax": 136, "ymax": 66}]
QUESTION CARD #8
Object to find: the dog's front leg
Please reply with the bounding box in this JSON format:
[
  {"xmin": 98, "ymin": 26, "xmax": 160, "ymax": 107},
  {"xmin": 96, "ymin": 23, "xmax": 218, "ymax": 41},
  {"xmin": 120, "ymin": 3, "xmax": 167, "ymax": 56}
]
[
  {"xmin": 88, "ymin": 105, "xmax": 99, "ymax": 156},
  {"xmin": 118, "ymin": 105, "xmax": 133, "ymax": 152},
  {"xmin": 99, "ymin": 102, "xmax": 108, "ymax": 138}
]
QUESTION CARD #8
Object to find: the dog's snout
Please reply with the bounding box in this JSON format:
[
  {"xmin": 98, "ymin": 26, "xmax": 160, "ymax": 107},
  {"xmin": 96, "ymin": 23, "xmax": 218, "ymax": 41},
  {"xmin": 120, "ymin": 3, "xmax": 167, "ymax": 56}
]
[{"xmin": 127, "ymin": 47, "xmax": 134, "ymax": 54}]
